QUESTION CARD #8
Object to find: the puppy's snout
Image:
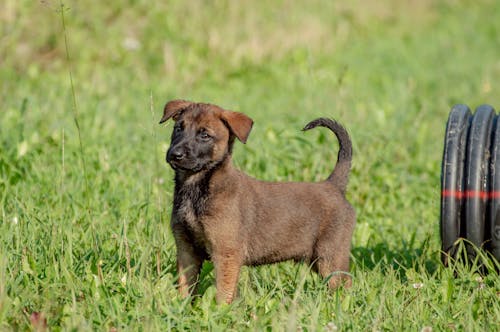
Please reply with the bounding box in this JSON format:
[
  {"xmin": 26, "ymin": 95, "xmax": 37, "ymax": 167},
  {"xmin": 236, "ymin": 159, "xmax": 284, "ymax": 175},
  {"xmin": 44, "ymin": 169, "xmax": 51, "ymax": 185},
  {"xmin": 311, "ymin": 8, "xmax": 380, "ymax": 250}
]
[{"xmin": 168, "ymin": 146, "xmax": 185, "ymax": 161}]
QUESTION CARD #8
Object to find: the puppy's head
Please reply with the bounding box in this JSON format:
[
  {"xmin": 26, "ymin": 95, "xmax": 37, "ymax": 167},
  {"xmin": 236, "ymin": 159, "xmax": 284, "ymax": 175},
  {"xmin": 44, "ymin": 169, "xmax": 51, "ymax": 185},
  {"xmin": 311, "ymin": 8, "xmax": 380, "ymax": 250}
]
[{"xmin": 160, "ymin": 100, "xmax": 253, "ymax": 173}]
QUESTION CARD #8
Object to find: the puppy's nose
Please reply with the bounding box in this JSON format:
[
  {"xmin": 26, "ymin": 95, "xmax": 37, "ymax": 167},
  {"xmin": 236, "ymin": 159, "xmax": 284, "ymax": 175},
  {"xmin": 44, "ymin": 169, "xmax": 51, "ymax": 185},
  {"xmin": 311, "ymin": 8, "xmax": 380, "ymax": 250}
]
[{"xmin": 168, "ymin": 147, "xmax": 185, "ymax": 161}]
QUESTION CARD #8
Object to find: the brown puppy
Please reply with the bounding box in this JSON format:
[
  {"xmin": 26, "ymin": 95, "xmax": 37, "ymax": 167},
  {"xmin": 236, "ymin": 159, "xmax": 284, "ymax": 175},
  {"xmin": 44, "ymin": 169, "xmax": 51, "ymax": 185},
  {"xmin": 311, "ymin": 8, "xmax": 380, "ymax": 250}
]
[{"xmin": 160, "ymin": 100, "xmax": 356, "ymax": 304}]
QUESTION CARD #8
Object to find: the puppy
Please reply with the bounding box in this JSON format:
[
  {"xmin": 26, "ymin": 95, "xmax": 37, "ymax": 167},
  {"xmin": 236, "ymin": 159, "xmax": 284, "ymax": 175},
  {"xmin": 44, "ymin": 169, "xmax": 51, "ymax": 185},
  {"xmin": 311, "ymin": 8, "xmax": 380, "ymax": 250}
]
[{"xmin": 160, "ymin": 100, "xmax": 355, "ymax": 304}]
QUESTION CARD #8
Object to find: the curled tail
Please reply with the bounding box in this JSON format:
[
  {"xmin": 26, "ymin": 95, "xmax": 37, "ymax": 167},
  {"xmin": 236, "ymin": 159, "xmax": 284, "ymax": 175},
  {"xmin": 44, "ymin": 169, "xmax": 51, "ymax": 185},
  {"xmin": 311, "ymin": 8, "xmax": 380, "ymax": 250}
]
[{"xmin": 303, "ymin": 118, "xmax": 353, "ymax": 194}]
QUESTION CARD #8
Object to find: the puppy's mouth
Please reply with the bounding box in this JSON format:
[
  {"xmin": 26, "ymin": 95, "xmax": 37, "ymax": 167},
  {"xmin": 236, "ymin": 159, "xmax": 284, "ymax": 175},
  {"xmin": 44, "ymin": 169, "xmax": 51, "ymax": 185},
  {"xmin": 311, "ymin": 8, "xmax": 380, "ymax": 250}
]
[{"xmin": 167, "ymin": 158, "xmax": 204, "ymax": 173}]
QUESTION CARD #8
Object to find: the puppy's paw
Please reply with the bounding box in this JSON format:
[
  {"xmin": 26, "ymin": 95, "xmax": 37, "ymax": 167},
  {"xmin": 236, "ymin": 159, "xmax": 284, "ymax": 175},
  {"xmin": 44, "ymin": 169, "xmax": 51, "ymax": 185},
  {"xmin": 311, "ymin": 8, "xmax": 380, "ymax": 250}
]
[{"xmin": 328, "ymin": 273, "xmax": 352, "ymax": 289}]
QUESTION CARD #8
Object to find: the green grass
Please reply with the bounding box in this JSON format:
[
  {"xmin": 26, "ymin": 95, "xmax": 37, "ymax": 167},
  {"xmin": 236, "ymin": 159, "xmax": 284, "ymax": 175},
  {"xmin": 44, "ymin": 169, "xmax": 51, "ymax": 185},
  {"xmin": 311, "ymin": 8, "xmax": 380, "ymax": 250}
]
[{"xmin": 1, "ymin": 0, "xmax": 500, "ymax": 330}]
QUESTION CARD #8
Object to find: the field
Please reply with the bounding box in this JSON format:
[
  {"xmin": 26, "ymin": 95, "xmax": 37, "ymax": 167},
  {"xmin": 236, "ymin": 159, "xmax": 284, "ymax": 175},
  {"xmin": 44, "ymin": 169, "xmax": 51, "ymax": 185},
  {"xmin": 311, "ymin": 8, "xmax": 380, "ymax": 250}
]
[{"xmin": 1, "ymin": 0, "xmax": 500, "ymax": 330}]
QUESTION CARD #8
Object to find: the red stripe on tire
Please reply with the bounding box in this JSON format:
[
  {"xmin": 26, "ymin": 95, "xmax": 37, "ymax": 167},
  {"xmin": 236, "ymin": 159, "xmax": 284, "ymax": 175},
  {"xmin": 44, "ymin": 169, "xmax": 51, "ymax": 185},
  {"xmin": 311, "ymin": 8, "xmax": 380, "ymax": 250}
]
[{"xmin": 441, "ymin": 190, "xmax": 500, "ymax": 199}]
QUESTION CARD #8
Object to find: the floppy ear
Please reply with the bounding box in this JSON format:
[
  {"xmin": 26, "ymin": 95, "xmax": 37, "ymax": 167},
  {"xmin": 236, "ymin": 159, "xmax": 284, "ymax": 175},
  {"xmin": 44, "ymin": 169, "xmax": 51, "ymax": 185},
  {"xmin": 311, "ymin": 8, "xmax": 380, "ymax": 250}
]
[
  {"xmin": 221, "ymin": 110, "xmax": 254, "ymax": 143},
  {"xmin": 159, "ymin": 100, "xmax": 193, "ymax": 124}
]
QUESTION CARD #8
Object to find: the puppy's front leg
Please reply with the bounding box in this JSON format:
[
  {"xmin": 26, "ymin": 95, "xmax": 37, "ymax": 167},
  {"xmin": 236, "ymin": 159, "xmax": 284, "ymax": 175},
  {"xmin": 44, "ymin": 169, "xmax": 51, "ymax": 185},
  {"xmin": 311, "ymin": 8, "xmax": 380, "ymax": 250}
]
[
  {"xmin": 213, "ymin": 248, "xmax": 242, "ymax": 304},
  {"xmin": 172, "ymin": 224, "xmax": 203, "ymax": 298},
  {"xmin": 176, "ymin": 248, "xmax": 203, "ymax": 298}
]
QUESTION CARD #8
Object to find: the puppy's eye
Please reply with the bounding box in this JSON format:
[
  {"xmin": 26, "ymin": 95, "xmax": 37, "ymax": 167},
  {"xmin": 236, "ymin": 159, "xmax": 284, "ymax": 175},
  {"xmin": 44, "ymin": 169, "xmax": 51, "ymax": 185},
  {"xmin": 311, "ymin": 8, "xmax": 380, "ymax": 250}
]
[
  {"xmin": 174, "ymin": 125, "xmax": 182, "ymax": 133},
  {"xmin": 198, "ymin": 130, "xmax": 212, "ymax": 140}
]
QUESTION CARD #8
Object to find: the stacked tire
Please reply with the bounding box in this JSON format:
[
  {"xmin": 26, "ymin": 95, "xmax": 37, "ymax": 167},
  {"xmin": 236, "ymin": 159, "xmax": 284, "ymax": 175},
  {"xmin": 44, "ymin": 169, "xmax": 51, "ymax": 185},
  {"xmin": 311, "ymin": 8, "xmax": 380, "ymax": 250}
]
[{"xmin": 441, "ymin": 104, "xmax": 500, "ymax": 265}]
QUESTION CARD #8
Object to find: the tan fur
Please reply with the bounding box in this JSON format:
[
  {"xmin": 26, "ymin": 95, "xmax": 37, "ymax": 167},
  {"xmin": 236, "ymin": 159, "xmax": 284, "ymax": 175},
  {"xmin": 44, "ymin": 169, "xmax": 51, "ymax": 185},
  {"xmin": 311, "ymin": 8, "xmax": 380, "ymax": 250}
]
[{"xmin": 161, "ymin": 100, "xmax": 356, "ymax": 304}]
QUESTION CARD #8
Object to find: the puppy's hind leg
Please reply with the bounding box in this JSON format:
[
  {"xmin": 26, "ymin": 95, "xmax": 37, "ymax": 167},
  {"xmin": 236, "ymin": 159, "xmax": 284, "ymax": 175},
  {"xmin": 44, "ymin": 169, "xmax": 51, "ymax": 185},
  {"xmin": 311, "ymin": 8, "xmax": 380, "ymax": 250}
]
[{"xmin": 315, "ymin": 208, "xmax": 355, "ymax": 289}]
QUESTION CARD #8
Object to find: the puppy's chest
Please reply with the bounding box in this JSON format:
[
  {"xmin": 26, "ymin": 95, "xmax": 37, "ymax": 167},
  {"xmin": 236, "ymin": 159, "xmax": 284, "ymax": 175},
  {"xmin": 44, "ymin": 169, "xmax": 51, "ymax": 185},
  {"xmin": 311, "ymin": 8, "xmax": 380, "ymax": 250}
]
[{"xmin": 173, "ymin": 183, "xmax": 211, "ymax": 245}]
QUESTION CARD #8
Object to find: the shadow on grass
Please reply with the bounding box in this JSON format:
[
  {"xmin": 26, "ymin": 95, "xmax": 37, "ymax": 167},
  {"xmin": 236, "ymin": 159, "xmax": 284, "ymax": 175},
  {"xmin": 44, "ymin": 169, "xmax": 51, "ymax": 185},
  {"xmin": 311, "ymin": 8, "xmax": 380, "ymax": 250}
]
[{"xmin": 351, "ymin": 239, "xmax": 439, "ymax": 281}]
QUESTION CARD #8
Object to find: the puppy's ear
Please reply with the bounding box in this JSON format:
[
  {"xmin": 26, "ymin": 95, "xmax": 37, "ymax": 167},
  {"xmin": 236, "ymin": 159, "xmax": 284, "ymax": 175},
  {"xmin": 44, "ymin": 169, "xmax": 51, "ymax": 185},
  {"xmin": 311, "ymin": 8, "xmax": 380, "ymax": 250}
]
[
  {"xmin": 159, "ymin": 100, "xmax": 193, "ymax": 124},
  {"xmin": 221, "ymin": 111, "xmax": 254, "ymax": 143}
]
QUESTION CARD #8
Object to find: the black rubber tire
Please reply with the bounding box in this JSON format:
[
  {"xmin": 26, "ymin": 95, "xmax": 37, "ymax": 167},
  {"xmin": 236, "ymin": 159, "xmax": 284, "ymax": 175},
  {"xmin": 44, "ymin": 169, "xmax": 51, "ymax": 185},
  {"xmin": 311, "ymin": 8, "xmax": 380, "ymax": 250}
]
[
  {"xmin": 464, "ymin": 105, "xmax": 495, "ymax": 253},
  {"xmin": 488, "ymin": 107, "xmax": 500, "ymax": 261},
  {"xmin": 440, "ymin": 104, "xmax": 471, "ymax": 264}
]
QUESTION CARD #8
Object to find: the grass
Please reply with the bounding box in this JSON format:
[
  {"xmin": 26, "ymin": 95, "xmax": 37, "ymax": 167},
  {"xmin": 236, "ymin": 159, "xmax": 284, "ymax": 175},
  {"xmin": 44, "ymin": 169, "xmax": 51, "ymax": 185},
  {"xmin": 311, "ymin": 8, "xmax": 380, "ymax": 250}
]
[{"xmin": 1, "ymin": 0, "xmax": 500, "ymax": 330}]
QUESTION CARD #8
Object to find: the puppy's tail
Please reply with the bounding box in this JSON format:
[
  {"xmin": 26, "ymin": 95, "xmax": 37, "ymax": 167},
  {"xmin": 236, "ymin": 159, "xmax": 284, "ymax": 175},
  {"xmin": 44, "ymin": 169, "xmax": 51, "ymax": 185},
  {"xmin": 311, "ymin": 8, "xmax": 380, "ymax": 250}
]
[{"xmin": 303, "ymin": 118, "xmax": 352, "ymax": 194}]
